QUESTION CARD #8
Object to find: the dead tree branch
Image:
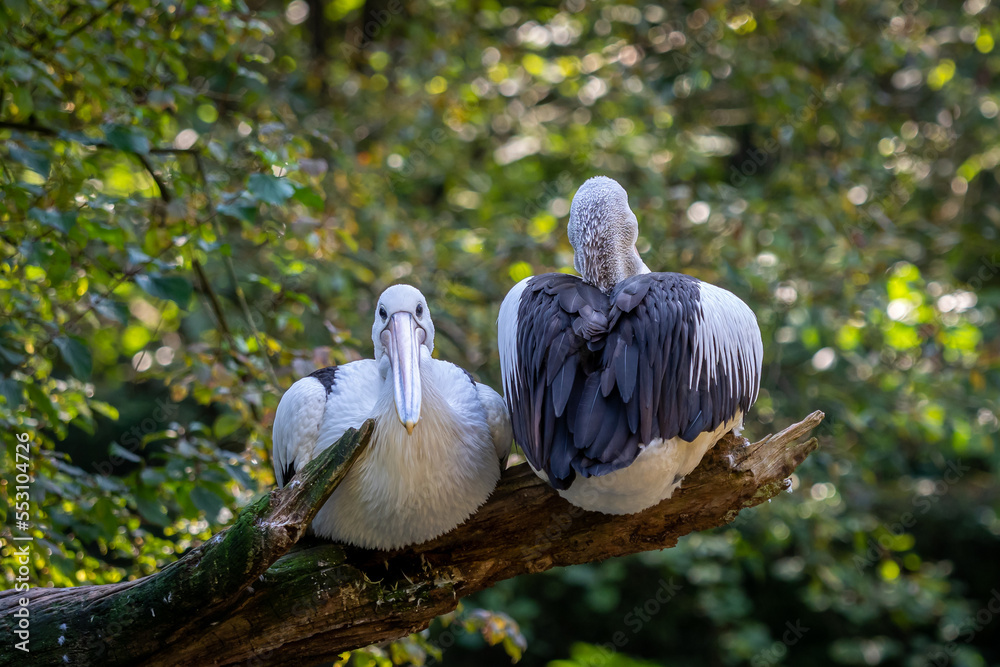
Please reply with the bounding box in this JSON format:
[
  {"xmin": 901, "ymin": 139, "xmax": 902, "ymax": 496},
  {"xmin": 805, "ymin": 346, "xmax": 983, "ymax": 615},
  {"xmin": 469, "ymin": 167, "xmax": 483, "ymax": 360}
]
[{"xmin": 0, "ymin": 412, "xmax": 823, "ymax": 666}]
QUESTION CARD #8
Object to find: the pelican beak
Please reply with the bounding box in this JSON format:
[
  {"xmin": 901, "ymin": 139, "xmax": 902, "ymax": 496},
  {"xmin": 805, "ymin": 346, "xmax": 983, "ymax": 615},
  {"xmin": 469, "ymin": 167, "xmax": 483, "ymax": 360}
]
[{"xmin": 387, "ymin": 312, "xmax": 422, "ymax": 434}]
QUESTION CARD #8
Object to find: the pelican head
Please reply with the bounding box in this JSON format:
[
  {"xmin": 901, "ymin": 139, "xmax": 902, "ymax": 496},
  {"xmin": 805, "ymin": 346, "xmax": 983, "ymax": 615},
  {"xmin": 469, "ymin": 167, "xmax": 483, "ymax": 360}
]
[
  {"xmin": 372, "ymin": 285, "xmax": 435, "ymax": 434},
  {"xmin": 567, "ymin": 176, "xmax": 649, "ymax": 293}
]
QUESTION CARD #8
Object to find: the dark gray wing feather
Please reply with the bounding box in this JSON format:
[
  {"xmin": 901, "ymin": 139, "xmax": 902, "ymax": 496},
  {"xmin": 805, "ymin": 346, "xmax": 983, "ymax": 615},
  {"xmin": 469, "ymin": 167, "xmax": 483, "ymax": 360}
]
[{"xmin": 507, "ymin": 272, "xmax": 761, "ymax": 489}]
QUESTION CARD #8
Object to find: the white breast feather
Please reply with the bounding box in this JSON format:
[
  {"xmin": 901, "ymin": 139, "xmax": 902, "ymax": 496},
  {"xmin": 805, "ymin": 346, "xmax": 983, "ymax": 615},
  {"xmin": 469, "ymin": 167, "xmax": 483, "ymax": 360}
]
[
  {"xmin": 305, "ymin": 355, "xmax": 501, "ymax": 549},
  {"xmin": 555, "ymin": 413, "xmax": 742, "ymax": 514}
]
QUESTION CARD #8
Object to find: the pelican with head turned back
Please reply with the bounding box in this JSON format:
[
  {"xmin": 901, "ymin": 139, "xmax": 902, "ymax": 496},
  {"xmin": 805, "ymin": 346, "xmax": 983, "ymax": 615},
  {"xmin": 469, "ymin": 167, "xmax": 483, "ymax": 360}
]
[
  {"xmin": 272, "ymin": 284, "xmax": 511, "ymax": 549},
  {"xmin": 498, "ymin": 176, "xmax": 763, "ymax": 514}
]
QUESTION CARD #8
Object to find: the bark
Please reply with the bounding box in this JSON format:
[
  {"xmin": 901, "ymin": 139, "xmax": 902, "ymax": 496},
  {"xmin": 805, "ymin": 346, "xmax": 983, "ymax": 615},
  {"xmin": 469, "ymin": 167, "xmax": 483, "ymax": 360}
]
[
  {"xmin": 0, "ymin": 412, "xmax": 824, "ymax": 666},
  {"xmin": 0, "ymin": 422, "xmax": 374, "ymax": 666}
]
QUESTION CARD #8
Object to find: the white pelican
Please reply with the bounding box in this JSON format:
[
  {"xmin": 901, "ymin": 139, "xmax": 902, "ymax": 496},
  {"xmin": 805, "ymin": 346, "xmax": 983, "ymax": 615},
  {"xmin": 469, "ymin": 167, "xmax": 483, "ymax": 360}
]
[
  {"xmin": 498, "ymin": 177, "xmax": 762, "ymax": 514},
  {"xmin": 272, "ymin": 284, "xmax": 511, "ymax": 549}
]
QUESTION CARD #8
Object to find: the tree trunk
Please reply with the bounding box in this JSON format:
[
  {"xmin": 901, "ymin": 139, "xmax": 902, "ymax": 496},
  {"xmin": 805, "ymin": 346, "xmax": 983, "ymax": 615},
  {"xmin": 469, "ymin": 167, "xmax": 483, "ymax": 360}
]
[{"xmin": 0, "ymin": 412, "xmax": 823, "ymax": 666}]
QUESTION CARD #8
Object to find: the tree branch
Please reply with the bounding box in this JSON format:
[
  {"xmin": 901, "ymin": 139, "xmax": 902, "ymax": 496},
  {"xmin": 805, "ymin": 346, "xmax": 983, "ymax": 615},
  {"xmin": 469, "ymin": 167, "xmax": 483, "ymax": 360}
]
[
  {"xmin": 0, "ymin": 421, "xmax": 374, "ymax": 665},
  {"xmin": 0, "ymin": 120, "xmax": 198, "ymax": 156},
  {"xmin": 0, "ymin": 412, "xmax": 822, "ymax": 666},
  {"xmin": 59, "ymin": 0, "xmax": 125, "ymax": 46},
  {"xmin": 0, "ymin": 121, "xmax": 59, "ymax": 136},
  {"xmin": 133, "ymin": 151, "xmax": 171, "ymax": 202},
  {"xmin": 192, "ymin": 257, "xmax": 233, "ymax": 338},
  {"xmin": 0, "ymin": 120, "xmax": 187, "ymax": 202}
]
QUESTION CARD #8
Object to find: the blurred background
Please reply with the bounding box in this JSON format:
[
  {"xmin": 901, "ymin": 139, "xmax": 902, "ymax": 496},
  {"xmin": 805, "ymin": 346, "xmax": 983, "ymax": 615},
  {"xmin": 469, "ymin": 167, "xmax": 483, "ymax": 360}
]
[{"xmin": 1, "ymin": 0, "xmax": 998, "ymax": 665}]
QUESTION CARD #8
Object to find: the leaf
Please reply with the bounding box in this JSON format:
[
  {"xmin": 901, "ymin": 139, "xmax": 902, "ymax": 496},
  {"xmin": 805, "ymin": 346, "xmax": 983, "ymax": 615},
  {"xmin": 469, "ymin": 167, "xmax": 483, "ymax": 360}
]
[
  {"xmin": 126, "ymin": 246, "xmax": 152, "ymax": 264},
  {"xmin": 90, "ymin": 295, "xmax": 130, "ymax": 323},
  {"xmin": 248, "ymin": 173, "xmax": 294, "ymax": 205},
  {"xmin": 293, "ymin": 185, "xmax": 325, "ymax": 211},
  {"xmin": 146, "ymin": 89, "xmax": 176, "ymax": 110},
  {"xmin": 53, "ymin": 336, "xmax": 93, "ymax": 379},
  {"xmin": 0, "ymin": 344, "xmax": 25, "ymax": 365},
  {"xmin": 91, "ymin": 400, "xmax": 120, "ymax": 421},
  {"xmin": 136, "ymin": 273, "xmax": 192, "ymax": 307},
  {"xmin": 110, "ymin": 443, "xmax": 142, "ymax": 463},
  {"xmin": 95, "ymin": 475, "xmax": 126, "ymax": 493},
  {"xmin": 11, "ymin": 87, "xmax": 33, "ymax": 117},
  {"xmin": 103, "ymin": 124, "xmax": 150, "ymax": 155},
  {"xmin": 0, "ymin": 377, "xmax": 23, "ymax": 408},
  {"xmin": 213, "ymin": 413, "xmax": 243, "ymax": 439},
  {"xmin": 224, "ymin": 462, "xmax": 253, "ymax": 488},
  {"xmin": 141, "ymin": 468, "xmax": 166, "ymax": 486},
  {"xmin": 92, "ymin": 498, "xmax": 121, "ymax": 537},
  {"xmin": 135, "ymin": 489, "xmax": 170, "ymax": 526},
  {"xmin": 3, "ymin": 0, "xmax": 28, "ymax": 15},
  {"xmin": 189, "ymin": 485, "xmax": 227, "ymax": 521},
  {"xmin": 8, "ymin": 145, "xmax": 50, "ymax": 177},
  {"xmin": 217, "ymin": 201, "xmax": 258, "ymax": 223},
  {"xmin": 25, "ymin": 383, "xmax": 58, "ymax": 425},
  {"xmin": 7, "ymin": 63, "xmax": 33, "ymax": 82},
  {"xmin": 33, "ymin": 242, "xmax": 72, "ymax": 285},
  {"xmin": 28, "ymin": 207, "xmax": 77, "ymax": 233}
]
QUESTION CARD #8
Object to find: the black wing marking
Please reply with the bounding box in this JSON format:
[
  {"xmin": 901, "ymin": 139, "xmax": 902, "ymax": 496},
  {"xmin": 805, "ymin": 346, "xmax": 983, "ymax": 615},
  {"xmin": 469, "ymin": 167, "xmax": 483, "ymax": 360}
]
[
  {"xmin": 508, "ymin": 272, "xmax": 760, "ymax": 489},
  {"xmin": 308, "ymin": 366, "xmax": 338, "ymax": 394},
  {"xmin": 275, "ymin": 366, "xmax": 338, "ymax": 486},
  {"xmin": 459, "ymin": 366, "xmax": 477, "ymax": 387},
  {"xmin": 280, "ymin": 462, "xmax": 297, "ymax": 485}
]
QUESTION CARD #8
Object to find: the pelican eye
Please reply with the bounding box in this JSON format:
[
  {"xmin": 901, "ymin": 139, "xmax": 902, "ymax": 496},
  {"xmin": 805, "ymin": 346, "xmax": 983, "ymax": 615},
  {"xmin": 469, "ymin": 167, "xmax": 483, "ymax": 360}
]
[
  {"xmin": 379, "ymin": 306, "xmax": 387, "ymax": 321},
  {"xmin": 415, "ymin": 303, "xmax": 424, "ymax": 318}
]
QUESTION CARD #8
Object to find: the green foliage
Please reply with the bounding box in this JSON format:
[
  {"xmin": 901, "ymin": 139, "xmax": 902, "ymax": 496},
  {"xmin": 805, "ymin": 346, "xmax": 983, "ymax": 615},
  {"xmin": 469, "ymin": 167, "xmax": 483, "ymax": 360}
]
[
  {"xmin": 1, "ymin": 0, "xmax": 998, "ymax": 665},
  {"xmin": 335, "ymin": 605, "xmax": 527, "ymax": 666},
  {"xmin": 552, "ymin": 643, "xmax": 664, "ymax": 667}
]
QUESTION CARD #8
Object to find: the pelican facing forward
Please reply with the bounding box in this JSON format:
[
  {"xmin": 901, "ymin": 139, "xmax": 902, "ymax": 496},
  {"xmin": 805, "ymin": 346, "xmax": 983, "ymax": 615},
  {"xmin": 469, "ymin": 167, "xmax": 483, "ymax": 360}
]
[
  {"xmin": 498, "ymin": 177, "xmax": 763, "ymax": 514},
  {"xmin": 272, "ymin": 285, "xmax": 511, "ymax": 549}
]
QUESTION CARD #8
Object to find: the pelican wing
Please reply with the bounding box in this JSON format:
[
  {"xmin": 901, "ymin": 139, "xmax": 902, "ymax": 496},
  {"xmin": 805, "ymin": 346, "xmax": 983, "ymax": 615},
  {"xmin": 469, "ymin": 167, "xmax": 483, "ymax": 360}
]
[
  {"xmin": 498, "ymin": 272, "xmax": 762, "ymax": 489},
  {"xmin": 430, "ymin": 359, "xmax": 512, "ymax": 469},
  {"xmin": 272, "ymin": 361, "xmax": 380, "ymax": 487},
  {"xmin": 477, "ymin": 382, "xmax": 513, "ymax": 468}
]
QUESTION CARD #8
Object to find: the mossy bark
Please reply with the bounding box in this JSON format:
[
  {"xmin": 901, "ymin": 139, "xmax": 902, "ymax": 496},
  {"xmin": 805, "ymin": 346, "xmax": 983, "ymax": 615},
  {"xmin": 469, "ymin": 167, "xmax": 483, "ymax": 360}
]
[
  {"xmin": 0, "ymin": 413, "xmax": 823, "ymax": 666},
  {"xmin": 0, "ymin": 421, "xmax": 374, "ymax": 666}
]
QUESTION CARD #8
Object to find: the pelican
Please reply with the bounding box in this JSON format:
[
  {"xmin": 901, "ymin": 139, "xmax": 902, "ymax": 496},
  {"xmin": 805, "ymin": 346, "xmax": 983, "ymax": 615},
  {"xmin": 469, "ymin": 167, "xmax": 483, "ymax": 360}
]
[
  {"xmin": 272, "ymin": 284, "xmax": 511, "ymax": 549},
  {"xmin": 498, "ymin": 176, "xmax": 762, "ymax": 514}
]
